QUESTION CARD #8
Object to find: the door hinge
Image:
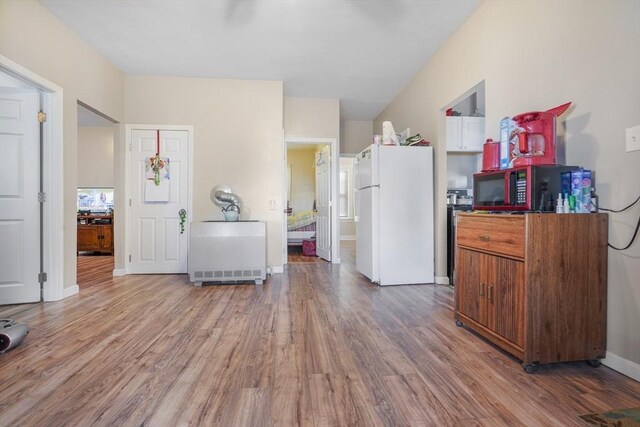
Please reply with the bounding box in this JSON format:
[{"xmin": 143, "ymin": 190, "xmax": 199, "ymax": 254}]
[
  {"xmin": 129, "ymin": 255, "xmax": 132, "ymax": 262},
  {"xmin": 129, "ymin": 198, "xmax": 132, "ymax": 207},
  {"xmin": 38, "ymin": 272, "xmax": 48, "ymax": 283},
  {"xmin": 37, "ymin": 111, "xmax": 47, "ymax": 123},
  {"xmin": 38, "ymin": 192, "xmax": 47, "ymax": 203}
]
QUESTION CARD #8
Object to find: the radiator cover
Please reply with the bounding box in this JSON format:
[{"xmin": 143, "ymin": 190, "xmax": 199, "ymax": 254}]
[{"xmin": 189, "ymin": 221, "xmax": 267, "ymax": 286}]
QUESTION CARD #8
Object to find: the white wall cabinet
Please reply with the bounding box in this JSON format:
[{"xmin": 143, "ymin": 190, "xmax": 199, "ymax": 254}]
[{"xmin": 446, "ymin": 117, "xmax": 485, "ymax": 152}]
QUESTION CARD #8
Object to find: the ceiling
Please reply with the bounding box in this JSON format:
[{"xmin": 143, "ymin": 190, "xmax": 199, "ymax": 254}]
[{"xmin": 41, "ymin": 0, "xmax": 480, "ymax": 122}]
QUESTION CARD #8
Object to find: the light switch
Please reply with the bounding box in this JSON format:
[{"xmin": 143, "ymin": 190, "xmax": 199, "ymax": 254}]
[
  {"xmin": 269, "ymin": 199, "xmax": 277, "ymax": 210},
  {"xmin": 626, "ymin": 125, "xmax": 640, "ymax": 152}
]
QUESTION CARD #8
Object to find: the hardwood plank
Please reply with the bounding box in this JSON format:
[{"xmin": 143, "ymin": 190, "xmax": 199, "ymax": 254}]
[{"xmin": 0, "ymin": 241, "xmax": 637, "ymax": 426}]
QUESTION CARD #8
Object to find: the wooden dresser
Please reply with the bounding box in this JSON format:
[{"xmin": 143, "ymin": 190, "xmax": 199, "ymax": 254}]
[
  {"xmin": 77, "ymin": 214, "xmax": 113, "ymax": 254},
  {"xmin": 454, "ymin": 212, "xmax": 608, "ymax": 372}
]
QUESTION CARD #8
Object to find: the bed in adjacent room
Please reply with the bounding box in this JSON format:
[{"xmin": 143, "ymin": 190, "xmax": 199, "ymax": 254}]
[{"xmin": 287, "ymin": 210, "xmax": 317, "ymax": 246}]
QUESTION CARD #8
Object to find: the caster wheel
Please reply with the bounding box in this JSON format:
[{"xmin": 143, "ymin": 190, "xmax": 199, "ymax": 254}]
[
  {"xmin": 586, "ymin": 359, "xmax": 601, "ymax": 368},
  {"xmin": 523, "ymin": 364, "xmax": 539, "ymax": 374},
  {"xmin": 455, "ymin": 319, "xmax": 463, "ymax": 327}
]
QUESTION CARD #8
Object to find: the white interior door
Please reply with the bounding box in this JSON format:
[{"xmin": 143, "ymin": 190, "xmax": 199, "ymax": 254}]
[
  {"xmin": 315, "ymin": 145, "xmax": 331, "ymax": 261},
  {"xmin": 0, "ymin": 88, "xmax": 40, "ymax": 304},
  {"xmin": 128, "ymin": 128, "xmax": 190, "ymax": 274}
]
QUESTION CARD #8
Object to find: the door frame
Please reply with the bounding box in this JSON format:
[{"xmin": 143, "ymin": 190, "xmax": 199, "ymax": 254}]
[
  {"xmin": 282, "ymin": 136, "xmax": 340, "ymax": 265},
  {"xmin": 0, "ymin": 55, "xmax": 65, "ymax": 301},
  {"xmin": 124, "ymin": 124, "xmax": 194, "ymax": 275}
]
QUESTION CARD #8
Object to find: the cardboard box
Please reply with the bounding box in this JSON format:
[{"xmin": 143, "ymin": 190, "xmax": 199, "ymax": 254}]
[
  {"xmin": 580, "ymin": 170, "xmax": 592, "ymax": 213},
  {"xmin": 568, "ymin": 169, "xmax": 593, "ymax": 213}
]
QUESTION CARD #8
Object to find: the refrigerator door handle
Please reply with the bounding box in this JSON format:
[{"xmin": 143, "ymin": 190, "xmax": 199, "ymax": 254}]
[{"xmin": 359, "ymin": 185, "xmax": 380, "ymax": 190}]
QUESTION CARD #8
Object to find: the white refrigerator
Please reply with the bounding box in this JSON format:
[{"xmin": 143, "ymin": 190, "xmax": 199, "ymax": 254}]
[{"xmin": 355, "ymin": 144, "xmax": 434, "ymax": 286}]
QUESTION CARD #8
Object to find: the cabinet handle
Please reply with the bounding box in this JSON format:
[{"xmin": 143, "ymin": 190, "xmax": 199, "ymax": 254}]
[
  {"xmin": 488, "ymin": 286, "xmax": 494, "ymax": 302},
  {"xmin": 479, "ymin": 283, "xmax": 485, "ymax": 296},
  {"xmin": 479, "ymin": 235, "xmax": 490, "ymax": 241}
]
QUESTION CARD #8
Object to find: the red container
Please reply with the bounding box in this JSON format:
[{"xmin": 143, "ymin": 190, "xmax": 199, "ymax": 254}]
[
  {"xmin": 482, "ymin": 138, "xmax": 500, "ymax": 172},
  {"xmin": 302, "ymin": 239, "xmax": 316, "ymax": 257}
]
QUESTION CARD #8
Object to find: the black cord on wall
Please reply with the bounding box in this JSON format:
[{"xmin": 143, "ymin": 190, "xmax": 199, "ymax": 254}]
[{"xmin": 596, "ymin": 195, "xmax": 640, "ymax": 251}]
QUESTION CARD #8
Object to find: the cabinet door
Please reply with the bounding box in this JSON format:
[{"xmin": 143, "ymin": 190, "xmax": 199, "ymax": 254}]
[
  {"xmin": 100, "ymin": 225, "xmax": 113, "ymax": 251},
  {"xmin": 485, "ymin": 255, "xmax": 525, "ymax": 347},
  {"xmin": 456, "ymin": 248, "xmax": 486, "ymax": 324},
  {"xmin": 446, "ymin": 117, "xmax": 462, "ymax": 151},
  {"xmin": 461, "ymin": 117, "xmax": 485, "ymax": 152},
  {"xmin": 78, "ymin": 226, "xmax": 99, "ymax": 251}
]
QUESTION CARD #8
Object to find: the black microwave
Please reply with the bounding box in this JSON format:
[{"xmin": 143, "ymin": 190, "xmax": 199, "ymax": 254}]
[{"xmin": 472, "ymin": 165, "xmax": 580, "ymax": 212}]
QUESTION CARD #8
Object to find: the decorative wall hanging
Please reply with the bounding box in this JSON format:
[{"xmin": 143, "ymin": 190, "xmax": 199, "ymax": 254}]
[{"xmin": 144, "ymin": 130, "xmax": 171, "ymax": 202}]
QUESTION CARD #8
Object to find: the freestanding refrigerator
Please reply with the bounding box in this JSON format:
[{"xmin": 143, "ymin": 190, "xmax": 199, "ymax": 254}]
[{"xmin": 355, "ymin": 144, "xmax": 434, "ymax": 286}]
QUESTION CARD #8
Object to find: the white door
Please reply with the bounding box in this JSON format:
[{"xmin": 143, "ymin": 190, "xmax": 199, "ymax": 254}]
[
  {"xmin": 355, "ymin": 186, "xmax": 378, "ymax": 282},
  {"xmin": 128, "ymin": 128, "xmax": 190, "ymax": 274},
  {"xmin": 315, "ymin": 145, "xmax": 331, "ymax": 261},
  {"xmin": 0, "ymin": 88, "xmax": 41, "ymax": 304}
]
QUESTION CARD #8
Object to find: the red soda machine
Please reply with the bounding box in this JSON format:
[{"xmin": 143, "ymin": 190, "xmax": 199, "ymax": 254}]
[{"xmin": 512, "ymin": 102, "xmax": 572, "ymax": 167}]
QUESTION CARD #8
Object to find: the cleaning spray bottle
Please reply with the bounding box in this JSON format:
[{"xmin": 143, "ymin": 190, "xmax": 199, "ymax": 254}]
[{"xmin": 556, "ymin": 193, "xmax": 563, "ymax": 213}]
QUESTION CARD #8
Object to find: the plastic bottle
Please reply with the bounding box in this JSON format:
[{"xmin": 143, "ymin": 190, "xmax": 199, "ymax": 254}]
[
  {"xmin": 568, "ymin": 195, "xmax": 576, "ymax": 213},
  {"xmin": 563, "ymin": 193, "xmax": 570, "ymax": 213},
  {"xmin": 556, "ymin": 193, "xmax": 563, "ymax": 213}
]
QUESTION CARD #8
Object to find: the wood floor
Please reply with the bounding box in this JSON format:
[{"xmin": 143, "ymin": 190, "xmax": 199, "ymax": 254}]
[
  {"xmin": 1, "ymin": 242, "xmax": 638, "ymax": 426},
  {"xmin": 287, "ymin": 245, "xmax": 326, "ymax": 264}
]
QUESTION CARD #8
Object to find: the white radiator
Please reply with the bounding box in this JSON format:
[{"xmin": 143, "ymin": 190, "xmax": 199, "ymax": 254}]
[{"xmin": 189, "ymin": 221, "xmax": 267, "ymax": 286}]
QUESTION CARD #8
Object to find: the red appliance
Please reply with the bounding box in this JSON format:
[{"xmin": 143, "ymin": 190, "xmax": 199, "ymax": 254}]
[
  {"xmin": 481, "ymin": 138, "xmax": 500, "ymax": 172},
  {"xmin": 512, "ymin": 102, "xmax": 571, "ymax": 167}
]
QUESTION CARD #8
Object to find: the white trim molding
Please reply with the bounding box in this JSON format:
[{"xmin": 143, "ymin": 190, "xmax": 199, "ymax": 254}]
[
  {"xmin": 269, "ymin": 265, "xmax": 284, "ymax": 274},
  {"xmin": 603, "ymin": 351, "xmax": 640, "ymax": 382},
  {"xmin": 435, "ymin": 276, "xmax": 450, "ymax": 285},
  {"xmin": 62, "ymin": 285, "xmax": 79, "ymax": 299},
  {"xmin": 112, "ymin": 269, "xmax": 127, "ymax": 277}
]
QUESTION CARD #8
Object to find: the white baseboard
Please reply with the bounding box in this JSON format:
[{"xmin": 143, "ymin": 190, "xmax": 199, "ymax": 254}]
[
  {"xmin": 435, "ymin": 276, "xmax": 450, "ymax": 285},
  {"xmin": 602, "ymin": 351, "xmax": 640, "ymax": 381},
  {"xmin": 340, "ymin": 236, "xmax": 356, "ymax": 241},
  {"xmin": 63, "ymin": 284, "xmax": 79, "ymax": 299},
  {"xmin": 269, "ymin": 265, "xmax": 284, "ymax": 274},
  {"xmin": 112, "ymin": 268, "xmax": 127, "ymax": 276}
]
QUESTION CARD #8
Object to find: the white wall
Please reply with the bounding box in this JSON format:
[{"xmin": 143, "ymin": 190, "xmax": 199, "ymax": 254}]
[
  {"xmin": 376, "ymin": 0, "xmax": 640, "ymax": 374},
  {"xmin": 341, "ymin": 120, "xmax": 372, "ymax": 154},
  {"xmin": 77, "ymin": 127, "xmax": 115, "ymax": 188},
  {"xmin": 284, "ymin": 97, "xmax": 339, "ymax": 139},
  {"xmin": 0, "ymin": 0, "xmax": 125, "ymax": 289},
  {"xmin": 124, "ymin": 75, "xmax": 284, "ymax": 268}
]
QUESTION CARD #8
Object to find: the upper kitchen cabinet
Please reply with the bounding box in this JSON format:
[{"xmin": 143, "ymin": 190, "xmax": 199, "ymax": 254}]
[{"xmin": 446, "ymin": 116, "xmax": 485, "ymax": 152}]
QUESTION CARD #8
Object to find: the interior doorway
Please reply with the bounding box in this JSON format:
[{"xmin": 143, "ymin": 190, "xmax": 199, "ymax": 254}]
[
  {"xmin": 285, "ymin": 142, "xmax": 327, "ymax": 263},
  {"xmin": 283, "ymin": 137, "xmax": 340, "ymax": 265},
  {"xmin": 0, "ymin": 55, "xmax": 64, "ymax": 301},
  {"xmin": 75, "ymin": 102, "xmax": 117, "ymax": 289},
  {"xmin": 442, "ymin": 80, "xmax": 486, "ymax": 285}
]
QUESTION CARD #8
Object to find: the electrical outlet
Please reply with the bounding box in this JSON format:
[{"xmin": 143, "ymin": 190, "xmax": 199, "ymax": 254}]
[{"xmin": 626, "ymin": 125, "xmax": 640, "ymax": 152}]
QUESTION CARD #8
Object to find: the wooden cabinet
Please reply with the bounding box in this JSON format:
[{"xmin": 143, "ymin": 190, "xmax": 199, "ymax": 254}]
[
  {"xmin": 446, "ymin": 116, "xmax": 485, "ymax": 152},
  {"xmin": 454, "ymin": 213, "xmax": 608, "ymax": 371},
  {"xmin": 77, "ymin": 215, "xmax": 113, "ymax": 254}
]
